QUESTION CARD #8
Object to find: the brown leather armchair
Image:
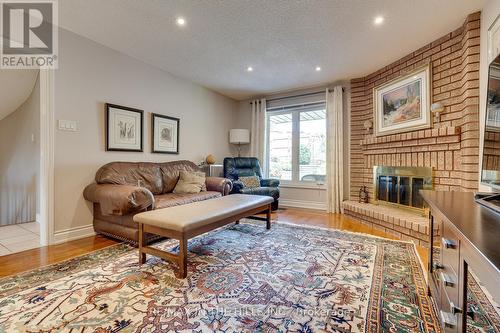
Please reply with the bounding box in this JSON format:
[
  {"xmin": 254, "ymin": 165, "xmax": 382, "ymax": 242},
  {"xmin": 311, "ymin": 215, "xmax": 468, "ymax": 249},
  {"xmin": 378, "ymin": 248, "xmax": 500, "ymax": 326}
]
[{"xmin": 83, "ymin": 160, "xmax": 232, "ymax": 244}]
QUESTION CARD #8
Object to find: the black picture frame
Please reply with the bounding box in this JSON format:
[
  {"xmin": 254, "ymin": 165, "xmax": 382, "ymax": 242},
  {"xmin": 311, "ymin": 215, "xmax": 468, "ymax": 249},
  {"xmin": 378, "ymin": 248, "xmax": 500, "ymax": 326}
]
[
  {"xmin": 151, "ymin": 113, "xmax": 180, "ymax": 154},
  {"xmin": 105, "ymin": 103, "xmax": 144, "ymax": 152}
]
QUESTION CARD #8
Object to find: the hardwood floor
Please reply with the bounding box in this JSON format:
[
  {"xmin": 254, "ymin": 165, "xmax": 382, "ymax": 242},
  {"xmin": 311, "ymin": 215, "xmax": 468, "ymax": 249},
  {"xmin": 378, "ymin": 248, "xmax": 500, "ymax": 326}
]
[
  {"xmin": 0, "ymin": 235, "xmax": 118, "ymax": 277},
  {"xmin": 0, "ymin": 207, "xmax": 427, "ymax": 277}
]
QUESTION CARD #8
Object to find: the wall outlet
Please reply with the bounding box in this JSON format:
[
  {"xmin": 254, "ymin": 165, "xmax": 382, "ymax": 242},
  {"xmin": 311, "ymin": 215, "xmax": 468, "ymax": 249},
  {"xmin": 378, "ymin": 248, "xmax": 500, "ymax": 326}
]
[{"xmin": 58, "ymin": 120, "xmax": 77, "ymax": 132}]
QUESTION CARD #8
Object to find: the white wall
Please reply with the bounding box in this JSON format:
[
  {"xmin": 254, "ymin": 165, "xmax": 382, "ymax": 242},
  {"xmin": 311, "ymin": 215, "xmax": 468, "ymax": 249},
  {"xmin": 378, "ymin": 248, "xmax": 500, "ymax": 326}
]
[
  {"xmin": 0, "ymin": 76, "xmax": 40, "ymax": 226},
  {"xmin": 479, "ymin": 1, "xmax": 500, "ymax": 192},
  {"xmin": 54, "ymin": 29, "xmax": 237, "ymax": 233},
  {"xmin": 232, "ymin": 83, "xmax": 351, "ymax": 210}
]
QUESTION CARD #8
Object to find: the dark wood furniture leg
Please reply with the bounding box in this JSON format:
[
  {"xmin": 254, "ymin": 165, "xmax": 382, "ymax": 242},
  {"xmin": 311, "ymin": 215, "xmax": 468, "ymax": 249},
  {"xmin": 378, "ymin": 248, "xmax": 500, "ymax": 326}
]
[
  {"xmin": 178, "ymin": 237, "xmax": 188, "ymax": 279},
  {"xmin": 138, "ymin": 223, "xmax": 146, "ymax": 264},
  {"xmin": 266, "ymin": 204, "xmax": 271, "ymax": 229}
]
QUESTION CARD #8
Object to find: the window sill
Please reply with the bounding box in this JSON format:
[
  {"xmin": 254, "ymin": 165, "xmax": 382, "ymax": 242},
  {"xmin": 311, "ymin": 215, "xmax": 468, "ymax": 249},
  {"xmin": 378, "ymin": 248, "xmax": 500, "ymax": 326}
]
[{"xmin": 279, "ymin": 182, "xmax": 326, "ymax": 190}]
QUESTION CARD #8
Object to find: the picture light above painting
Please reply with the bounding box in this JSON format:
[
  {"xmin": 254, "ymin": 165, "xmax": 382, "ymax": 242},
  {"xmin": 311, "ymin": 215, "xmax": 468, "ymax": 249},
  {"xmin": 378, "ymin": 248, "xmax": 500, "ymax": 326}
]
[{"xmin": 105, "ymin": 103, "xmax": 179, "ymax": 154}]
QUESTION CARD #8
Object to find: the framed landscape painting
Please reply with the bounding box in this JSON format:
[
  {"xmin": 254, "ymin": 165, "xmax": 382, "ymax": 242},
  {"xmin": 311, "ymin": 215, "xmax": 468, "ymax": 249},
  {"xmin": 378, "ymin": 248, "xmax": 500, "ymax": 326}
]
[
  {"xmin": 152, "ymin": 113, "xmax": 179, "ymax": 154},
  {"xmin": 105, "ymin": 103, "xmax": 143, "ymax": 152},
  {"xmin": 373, "ymin": 65, "xmax": 431, "ymax": 136}
]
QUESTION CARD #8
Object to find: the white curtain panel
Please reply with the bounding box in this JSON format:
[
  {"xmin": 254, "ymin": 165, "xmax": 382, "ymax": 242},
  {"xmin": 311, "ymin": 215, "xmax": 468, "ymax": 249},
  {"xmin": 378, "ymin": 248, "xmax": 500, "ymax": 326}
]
[
  {"xmin": 250, "ymin": 98, "xmax": 267, "ymax": 170},
  {"xmin": 326, "ymin": 86, "xmax": 344, "ymax": 213}
]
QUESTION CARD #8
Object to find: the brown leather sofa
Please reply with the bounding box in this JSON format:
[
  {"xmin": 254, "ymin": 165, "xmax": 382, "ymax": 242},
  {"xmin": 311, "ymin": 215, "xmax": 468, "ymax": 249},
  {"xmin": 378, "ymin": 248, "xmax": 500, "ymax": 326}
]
[{"xmin": 83, "ymin": 160, "xmax": 232, "ymax": 244}]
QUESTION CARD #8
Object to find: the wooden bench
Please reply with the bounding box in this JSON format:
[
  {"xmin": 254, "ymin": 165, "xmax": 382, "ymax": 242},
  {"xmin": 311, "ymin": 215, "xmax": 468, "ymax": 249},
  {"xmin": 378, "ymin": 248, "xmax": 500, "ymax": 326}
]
[{"xmin": 133, "ymin": 194, "xmax": 274, "ymax": 278}]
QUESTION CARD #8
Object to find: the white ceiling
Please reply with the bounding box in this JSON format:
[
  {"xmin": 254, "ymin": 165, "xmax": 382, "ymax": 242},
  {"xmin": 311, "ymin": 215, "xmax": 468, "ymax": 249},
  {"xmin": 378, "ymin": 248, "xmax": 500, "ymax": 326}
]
[
  {"xmin": 0, "ymin": 70, "xmax": 38, "ymax": 121},
  {"xmin": 59, "ymin": 0, "xmax": 485, "ymax": 100}
]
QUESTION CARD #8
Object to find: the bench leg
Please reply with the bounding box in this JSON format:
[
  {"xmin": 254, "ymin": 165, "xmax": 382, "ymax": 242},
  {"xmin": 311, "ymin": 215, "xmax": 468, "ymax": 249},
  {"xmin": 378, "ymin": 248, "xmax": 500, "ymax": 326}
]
[
  {"xmin": 138, "ymin": 223, "xmax": 146, "ymax": 265},
  {"xmin": 178, "ymin": 237, "xmax": 188, "ymax": 279},
  {"xmin": 266, "ymin": 204, "xmax": 272, "ymax": 229}
]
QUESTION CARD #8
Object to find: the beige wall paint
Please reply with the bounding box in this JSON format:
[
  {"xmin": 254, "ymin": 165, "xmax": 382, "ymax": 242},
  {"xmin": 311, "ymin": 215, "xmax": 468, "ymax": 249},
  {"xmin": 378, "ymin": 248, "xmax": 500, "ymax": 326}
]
[
  {"xmin": 54, "ymin": 29, "xmax": 237, "ymax": 233},
  {"xmin": 479, "ymin": 1, "xmax": 500, "ymax": 192},
  {"xmin": 0, "ymin": 75, "xmax": 40, "ymax": 226},
  {"xmin": 231, "ymin": 83, "xmax": 351, "ymax": 209}
]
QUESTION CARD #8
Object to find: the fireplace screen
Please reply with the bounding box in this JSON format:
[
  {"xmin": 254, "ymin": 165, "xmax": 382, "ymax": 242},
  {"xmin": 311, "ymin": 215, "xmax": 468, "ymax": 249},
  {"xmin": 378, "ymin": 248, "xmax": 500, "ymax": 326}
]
[{"xmin": 374, "ymin": 166, "xmax": 432, "ymax": 211}]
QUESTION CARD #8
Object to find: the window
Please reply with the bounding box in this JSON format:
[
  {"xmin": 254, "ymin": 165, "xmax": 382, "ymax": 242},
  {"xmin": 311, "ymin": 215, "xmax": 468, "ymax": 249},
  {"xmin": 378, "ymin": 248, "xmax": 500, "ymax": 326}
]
[
  {"xmin": 266, "ymin": 104, "xmax": 326, "ymax": 183},
  {"xmin": 299, "ymin": 110, "xmax": 326, "ymax": 182},
  {"xmin": 268, "ymin": 112, "xmax": 293, "ymax": 180}
]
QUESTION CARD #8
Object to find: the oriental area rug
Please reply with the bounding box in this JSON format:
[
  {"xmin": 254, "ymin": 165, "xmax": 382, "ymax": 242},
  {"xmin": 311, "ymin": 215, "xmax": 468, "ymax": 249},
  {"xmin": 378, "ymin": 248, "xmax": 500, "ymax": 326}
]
[{"xmin": 0, "ymin": 220, "xmax": 444, "ymax": 332}]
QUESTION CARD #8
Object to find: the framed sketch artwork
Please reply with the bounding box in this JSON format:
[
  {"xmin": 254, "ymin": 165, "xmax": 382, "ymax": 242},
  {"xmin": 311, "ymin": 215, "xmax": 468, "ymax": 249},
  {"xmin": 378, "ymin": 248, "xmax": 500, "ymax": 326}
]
[
  {"xmin": 105, "ymin": 103, "xmax": 144, "ymax": 152},
  {"xmin": 373, "ymin": 64, "xmax": 431, "ymax": 136},
  {"xmin": 152, "ymin": 113, "xmax": 179, "ymax": 154}
]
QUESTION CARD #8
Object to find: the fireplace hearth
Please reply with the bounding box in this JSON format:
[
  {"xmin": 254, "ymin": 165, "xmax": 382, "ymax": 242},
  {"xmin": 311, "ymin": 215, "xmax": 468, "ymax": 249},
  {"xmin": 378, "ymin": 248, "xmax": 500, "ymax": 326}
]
[{"xmin": 373, "ymin": 166, "xmax": 433, "ymax": 213}]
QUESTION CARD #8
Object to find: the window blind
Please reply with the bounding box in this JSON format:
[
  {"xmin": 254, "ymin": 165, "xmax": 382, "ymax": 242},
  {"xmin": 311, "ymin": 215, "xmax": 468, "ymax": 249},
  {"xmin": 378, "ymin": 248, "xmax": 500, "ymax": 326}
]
[{"xmin": 266, "ymin": 91, "xmax": 325, "ymax": 112}]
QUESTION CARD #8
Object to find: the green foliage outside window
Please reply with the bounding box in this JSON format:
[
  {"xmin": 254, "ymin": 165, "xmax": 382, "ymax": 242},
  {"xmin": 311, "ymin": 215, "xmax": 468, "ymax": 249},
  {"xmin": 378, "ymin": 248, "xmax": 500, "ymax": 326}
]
[{"xmin": 299, "ymin": 144, "xmax": 311, "ymax": 165}]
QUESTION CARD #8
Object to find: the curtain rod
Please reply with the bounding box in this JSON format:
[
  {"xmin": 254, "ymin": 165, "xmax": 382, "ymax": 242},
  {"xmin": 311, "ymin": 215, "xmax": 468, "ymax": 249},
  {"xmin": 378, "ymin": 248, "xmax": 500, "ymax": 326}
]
[{"xmin": 250, "ymin": 87, "xmax": 344, "ymax": 104}]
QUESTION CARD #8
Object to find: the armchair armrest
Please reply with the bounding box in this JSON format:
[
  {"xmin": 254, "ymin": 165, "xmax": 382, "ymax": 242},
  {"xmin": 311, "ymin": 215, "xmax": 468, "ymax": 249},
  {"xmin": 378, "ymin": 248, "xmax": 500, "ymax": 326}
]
[
  {"xmin": 83, "ymin": 183, "xmax": 154, "ymax": 216},
  {"xmin": 261, "ymin": 178, "xmax": 280, "ymax": 187},
  {"xmin": 230, "ymin": 180, "xmax": 244, "ymax": 194},
  {"xmin": 205, "ymin": 177, "xmax": 233, "ymax": 196}
]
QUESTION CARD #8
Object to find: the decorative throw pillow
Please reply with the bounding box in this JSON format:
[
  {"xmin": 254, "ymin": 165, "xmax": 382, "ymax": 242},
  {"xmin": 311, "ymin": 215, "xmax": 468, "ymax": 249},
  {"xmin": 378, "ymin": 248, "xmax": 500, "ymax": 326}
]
[
  {"xmin": 239, "ymin": 175, "xmax": 260, "ymax": 188},
  {"xmin": 173, "ymin": 171, "xmax": 206, "ymax": 194}
]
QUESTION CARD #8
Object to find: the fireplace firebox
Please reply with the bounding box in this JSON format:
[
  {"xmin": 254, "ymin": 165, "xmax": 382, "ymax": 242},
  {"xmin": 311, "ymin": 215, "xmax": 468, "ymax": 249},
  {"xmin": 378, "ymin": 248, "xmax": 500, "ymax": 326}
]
[{"xmin": 373, "ymin": 166, "xmax": 433, "ymax": 213}]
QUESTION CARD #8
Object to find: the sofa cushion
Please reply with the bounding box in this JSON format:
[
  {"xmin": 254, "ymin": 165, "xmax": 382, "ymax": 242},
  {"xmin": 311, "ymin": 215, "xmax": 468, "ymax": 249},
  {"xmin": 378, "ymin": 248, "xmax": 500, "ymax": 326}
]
[
  {"xmin": 154, "ymin": 191, "xmax": 221, "ymax": 209},
  {"xmin": 173, "ymin": 171, "xmax": 206, "ymax": 194},
  {"xmin": 159, "ymin": 160, "xmax": 203, "ymax": 193},
  {"xmin": 95, "ymin": 162, "xmax": 163, "ymax": 195}
]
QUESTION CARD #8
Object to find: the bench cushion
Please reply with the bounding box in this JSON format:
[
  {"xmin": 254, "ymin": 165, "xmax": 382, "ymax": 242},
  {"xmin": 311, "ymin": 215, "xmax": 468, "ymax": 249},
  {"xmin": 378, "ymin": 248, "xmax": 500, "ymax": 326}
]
[{"xmin": 134, "ymin": 194, "xmax": 273, "ymax": 233}]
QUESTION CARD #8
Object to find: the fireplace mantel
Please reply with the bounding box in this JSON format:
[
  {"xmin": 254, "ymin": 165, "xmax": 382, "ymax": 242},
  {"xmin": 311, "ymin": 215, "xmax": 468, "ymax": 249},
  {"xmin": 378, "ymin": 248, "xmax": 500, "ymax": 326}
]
[{"xmin": 360, "ymin": 126, "xmax": 461, "ymax": 152}]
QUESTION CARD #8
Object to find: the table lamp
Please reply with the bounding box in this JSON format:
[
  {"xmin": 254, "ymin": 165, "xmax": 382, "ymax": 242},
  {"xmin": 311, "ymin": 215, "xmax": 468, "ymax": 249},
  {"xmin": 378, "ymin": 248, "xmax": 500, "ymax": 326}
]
[{"xmin": 229, "ymin": 129, "xmax": 250, "ymax": 157}]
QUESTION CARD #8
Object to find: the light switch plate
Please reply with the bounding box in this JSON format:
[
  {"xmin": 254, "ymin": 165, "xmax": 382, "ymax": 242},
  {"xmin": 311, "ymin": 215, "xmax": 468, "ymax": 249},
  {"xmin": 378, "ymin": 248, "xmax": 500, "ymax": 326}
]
[{"xmin": 58, "ymin": 120, "xmax": 77, "ymax": 132}]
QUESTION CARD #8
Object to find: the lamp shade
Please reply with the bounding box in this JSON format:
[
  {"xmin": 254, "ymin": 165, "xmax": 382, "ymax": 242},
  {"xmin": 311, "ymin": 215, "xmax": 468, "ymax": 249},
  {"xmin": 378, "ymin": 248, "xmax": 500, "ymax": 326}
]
[{"xmin": 229, "ymin": 129, "xmax": 250, "ymax": 144}]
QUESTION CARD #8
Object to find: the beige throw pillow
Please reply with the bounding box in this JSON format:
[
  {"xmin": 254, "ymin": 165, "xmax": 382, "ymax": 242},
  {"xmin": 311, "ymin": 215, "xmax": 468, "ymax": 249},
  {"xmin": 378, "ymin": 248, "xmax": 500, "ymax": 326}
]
[
  {"xmin": 239, "ymin": 175, "xmax": 260, "ymax": 188},
  {"xmin": 173, "ymin": 171, "xmax": 206, "ymax": 194}
]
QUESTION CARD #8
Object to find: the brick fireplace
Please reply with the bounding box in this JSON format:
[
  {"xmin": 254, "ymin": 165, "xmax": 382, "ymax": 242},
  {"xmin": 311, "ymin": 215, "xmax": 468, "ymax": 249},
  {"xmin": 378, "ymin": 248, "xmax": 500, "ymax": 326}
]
[{"xmin": 343, "ymin": 12, "xmax": 480, "ymax": 245}]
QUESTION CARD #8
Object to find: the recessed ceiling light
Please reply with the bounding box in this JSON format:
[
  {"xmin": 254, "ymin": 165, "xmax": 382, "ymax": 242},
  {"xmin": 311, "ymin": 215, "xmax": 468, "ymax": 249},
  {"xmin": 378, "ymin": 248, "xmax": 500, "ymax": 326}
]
[
  {"xmin": 374, "ymin": 16, "xmax": 384, "ymax": 25},
  {"xmin": 315, "ymin": 66, "xmax": 321, "ymax": 72},
  {"xmin": 176, "ymin": 17, "xmax": 186, "ymax": 26},
  {"xmin": 247, "ymin": 66, "xmax": 253, "ymax": 72}
]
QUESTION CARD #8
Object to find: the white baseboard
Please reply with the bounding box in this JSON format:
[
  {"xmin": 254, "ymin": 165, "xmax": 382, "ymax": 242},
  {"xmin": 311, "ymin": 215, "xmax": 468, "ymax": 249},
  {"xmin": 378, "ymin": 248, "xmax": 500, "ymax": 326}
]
[
  {"xmin": 280, "ymin": 199, "xmax": 326, "ymax": 211},
  {"xmin": 53, "ymin": 224, "xmax": 96, "ymax": 244}
]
